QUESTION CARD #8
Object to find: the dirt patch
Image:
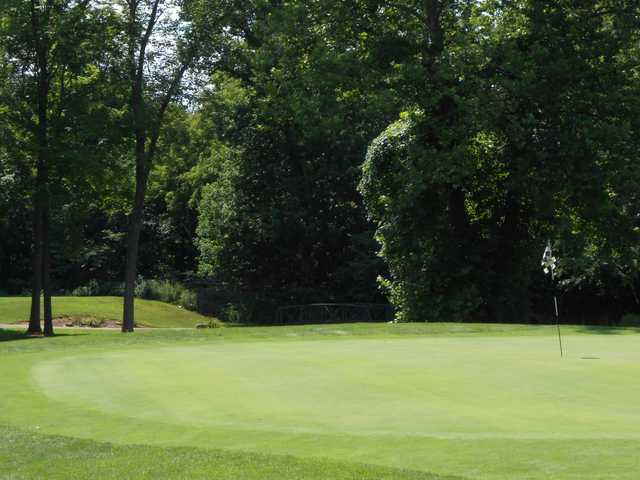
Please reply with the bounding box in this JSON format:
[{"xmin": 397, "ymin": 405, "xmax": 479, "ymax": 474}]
[{"xmin": 17, "ymin": 316, "xmax": 121, "ymax": 328}]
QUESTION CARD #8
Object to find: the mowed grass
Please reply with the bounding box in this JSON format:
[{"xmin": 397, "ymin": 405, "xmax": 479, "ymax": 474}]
[
  {"xmin": 0, "ymin": 426, "xmax": 450, "ymax": 480},
  {"xmin": 1, "ymin": 323, "xmax": 639, "ymax": 479},
  {"xmin": 0, "ymin": 296, "xmax": 210, "ymax": 328}
]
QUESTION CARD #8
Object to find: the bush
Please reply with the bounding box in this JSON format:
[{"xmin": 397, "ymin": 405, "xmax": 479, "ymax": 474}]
[
  {"xmin": 71, "ymin": 279, "xmax": 100, "ymax": 296},
  {"xmin": 195, "ymin": 319, "xmax": 222, "ymax": 329},
  {"xmin": 134, "ymin": 278, "xmax": 198, "ymax": 311},
  {"xmin": 136, "ymin": 279, "xmax": 180, "ymax": 303},
  {"xmin": 179, "ymin": 290, "xmax": 198, "ymax": 310},
  {"xmin": 221, "ymin": 302, "xmax": 257, "ymax": 324},
  {"xmin": 71, "ymin": 280, "xmax": 124, "ymax": 297},
  {"xmin": 70, "ymin": 278, "xmax": 198, "ymax": 312},
  {"xmin": 134, "ymin": 277, "xmax": 154, "ymax": 299}
]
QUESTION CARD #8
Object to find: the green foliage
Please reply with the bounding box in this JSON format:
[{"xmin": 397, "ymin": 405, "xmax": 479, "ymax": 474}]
[
  {"xmin": 2, "ymin": 0, "xmax": 640, "ymax": 325},
  {"xmin": 195, "ymin": 3, "xmax": 402, "ymax": 320},
  {"xmin": 61, "ymin": 316, "xmax": 107, "ymax": 328},
  {"xmin": 71, "ymin": 280, "xmax": 102, "ymax": 297},
  {"xmin": 134, "ymin": 278, "xmax": 197, "ymax": 311},
  {"xmin": 360, "ymin": 113, "xmax": 482, "ymax": 322},
  {"xmin": 221, "ymin": 302, "xmax": 255, "ymax": 324},
  {"xmin": 179, "ymin": 289, "xmax": 198, "ymax": 311},
  {"xmin": 360, "ymin": 0, "xmax": 640, "ymax": 323}
]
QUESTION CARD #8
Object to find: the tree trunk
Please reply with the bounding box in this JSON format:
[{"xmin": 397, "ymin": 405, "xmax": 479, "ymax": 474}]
[
  {"xmin": 122, "ymin": 152, "xmax": 148, "ymax": 332},
  {"xmin": 28, "ymin": 0, "xmax": 52, "ymax": 335},
  {"xmin": 28, "ymin": 203, "xmax": 43, "ymax": 334},
  {"xmin": 42, "ymin": 191, "xmax": 53, "ymax": 336},
  {"xmin": 121, "ymin": 0, "xmax": 187, "ymax": 332},
  {"xmin": 447, "ymin": 186, "xmax": 467, "ymax": 242}
]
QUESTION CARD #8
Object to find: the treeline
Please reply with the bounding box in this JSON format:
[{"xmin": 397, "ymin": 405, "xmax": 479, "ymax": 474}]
[{"xmin": 1, "ymin": 1, "xmax": 639, "ymax": 328}]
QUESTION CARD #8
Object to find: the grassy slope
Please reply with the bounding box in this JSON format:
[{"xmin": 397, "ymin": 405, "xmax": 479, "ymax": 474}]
[
  {"xmin": 0, "ymin": 296, "xmax": 210, "ymax": 328},
  {"xmin": 1, "ymin": 324, "xmax": 639, "ymax": 479}
]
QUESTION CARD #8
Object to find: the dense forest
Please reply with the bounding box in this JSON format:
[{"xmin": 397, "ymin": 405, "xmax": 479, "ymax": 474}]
[{"xmin": 1, "ymin": 0, "xmax": 639, "ymax": 328}]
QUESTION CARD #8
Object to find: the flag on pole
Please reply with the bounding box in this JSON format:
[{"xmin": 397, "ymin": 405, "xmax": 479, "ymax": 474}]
[
  {"xmin": 541, "ymin": 240, "xmax": 563, "ymax": 357},
  {"xmin": 541, "ymin": 241, "xmax": 557, "ymax": 276}
]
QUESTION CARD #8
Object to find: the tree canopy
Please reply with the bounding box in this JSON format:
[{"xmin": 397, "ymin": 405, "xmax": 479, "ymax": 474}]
[{"xmin": 1, "ymin": 0, "xmax": 639, "ymax": 325}]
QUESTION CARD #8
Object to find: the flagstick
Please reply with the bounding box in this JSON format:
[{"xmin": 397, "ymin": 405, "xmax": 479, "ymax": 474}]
[{"xmin": 551, "ymin": 270, "xmax": 563, "ymax": 357}]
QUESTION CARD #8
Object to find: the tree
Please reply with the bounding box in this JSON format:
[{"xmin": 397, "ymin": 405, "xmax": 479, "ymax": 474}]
[
  {"xmin": 195, "ymin": 1, "xmax": 403, "ymax": 321},
  {"xmin": 2, "ymin": 0, "xmax": 129, "ymax": 325},
  {"xmin": 360, "ymin": 0, "xmax": 488, "ymax": 321},
  {"xmin": 2, "ymin": 0, "xmax": 101, "ymax": 334},
  {"xmin": 360, "ymin": 0, "xmax": 640, "ymax": 322},
  {"xmin": 119, "ymin": 0, "xmax": 226, "ymax": 331}
]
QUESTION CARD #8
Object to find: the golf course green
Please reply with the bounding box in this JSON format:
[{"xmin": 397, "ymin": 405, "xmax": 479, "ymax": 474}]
[{"xmin": 1, "ymin": 323, "xmax": 639, "ymax": 479}]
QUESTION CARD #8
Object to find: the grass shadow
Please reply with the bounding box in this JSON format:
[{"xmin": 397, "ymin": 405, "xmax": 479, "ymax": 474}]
[
  {"xmin": 0, "ymin": 328, "xmax": 30, "ymax": 342},
  {"xmin": 573, "ymin": 324, "xmax": 640, "ymax": 335},
  {"xmin": 0, "ymin": 328, "xmax": 87, "ymax": 342}
]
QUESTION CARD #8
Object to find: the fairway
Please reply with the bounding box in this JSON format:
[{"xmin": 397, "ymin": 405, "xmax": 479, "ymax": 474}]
[{"xmin": 2, "ymin": 325, "xmax": 639, "ymax": 479}]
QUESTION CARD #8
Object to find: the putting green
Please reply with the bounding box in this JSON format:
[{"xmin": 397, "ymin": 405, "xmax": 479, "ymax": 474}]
[{"xmin": 8, "ymin": 334, "xmax": 638, "ymax": 479}]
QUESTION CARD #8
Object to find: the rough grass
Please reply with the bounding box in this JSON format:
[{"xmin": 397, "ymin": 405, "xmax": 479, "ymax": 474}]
[
  {"xmin": 0, "ymin": 426, "xmax": 456, "ymax": 480},
  {"xmin": 0, "ymin": 296, "xmax": 213, "ymax": 328}
]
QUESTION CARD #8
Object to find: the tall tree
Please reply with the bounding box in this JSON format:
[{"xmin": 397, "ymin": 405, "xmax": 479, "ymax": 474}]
[
  {"xmin": 195, "ymin": 1, "xmax": 403, "ymax": 321},
  {"xmin": 360, "ymin": 0, "xmax": 640, "ymax": 322},
  {"xmin": 1, "ymin": 1, "xmax": 126, "ymax": 329},
  {"xmin": 360, "ymin": 0, "xmax": 486, "ymax": 321},
  {"xmin": 2, "ymin": 0, "xmax": 86, "ymax": 335},
  {"xmin": 119, "ymin": 0, "xmax": 222, "ymax": 331},
  {"xmin": 24, "ymin": 0, "xmax": 55, "ymax": 335}
]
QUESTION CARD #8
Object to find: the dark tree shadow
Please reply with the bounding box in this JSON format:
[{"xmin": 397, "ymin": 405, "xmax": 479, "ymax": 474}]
[
  {"xmin": 0, "ymin": 328, "xmax": 33, "ymax": 342},
  {"xmin": 0, "ymin": 328, "xmax": 86, "ymax": 342}
]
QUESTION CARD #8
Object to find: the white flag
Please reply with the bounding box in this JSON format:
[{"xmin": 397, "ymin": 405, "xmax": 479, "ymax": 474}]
[{"xmin": 541, "ymin": 241, "xmax": 557, "ymax": 275}]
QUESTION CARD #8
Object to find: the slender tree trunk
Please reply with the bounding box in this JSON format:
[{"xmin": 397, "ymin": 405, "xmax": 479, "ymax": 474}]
[
  {"xmin": 423, "ymin": 0, "xmax": 469, "ymax": 242},
  {"xmin": 28, "ymin": 0, "xmax": 53, "ymax": 335},
  {"xmin": 447, "ymin": 186, "xmax": 467, "ymax": 241},
  {"xmin": 121, "ymin": 0, "xmax": 188, "ymax": 332},
  {"xmin": 122, "ymin": 148, "xmax": 148, "ymax": 332},
  {"xmin": 122, "ymin": 0, "xmax": 145, "ymax": 333},
  {"xmin": 42, "ymin": 191, "xmax": 54, "ymax": 336},
  {"xmin": 28, "ymin": 202, "xmax": 43, "ymax": 334},
  {"xmin": 0, "ymin": 233, "xmax": 10, "ymax": 292}
]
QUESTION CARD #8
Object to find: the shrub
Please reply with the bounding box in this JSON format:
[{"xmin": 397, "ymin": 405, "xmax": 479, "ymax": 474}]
[
  {"xmin": 155, "ymin": 280, "xmax": 183, "ymax": 304},
  {"xmin": 134, "ymin": 278, "xmax": 198, "ymax": 311},
  {"xmin": 179, "ymin": 290, "xmax": 198, "ymax": 310},
  {"xmin": 64, "ymin": 316, "xmax": 106, "ymax": 328},
  {"xmin": 70, "ymin": 278, "xmax": 198, "ymax": 312},
  {"xmin": 221, "ymin": 302, "xmax": 257, "ymax": 324},
  {"xmin": 71, "ymin": 279, "xmax": 100, "ymax": 296},
  {"xmin": 136, "ymin": 279, "xmax": 179, "ymax": 303},
  {"xmin": 71, "ymin": 280, "xmax": 124, "ymax": 296},
  {"xmin": 195, "ymin": 319, "xmax": 222, "ymax": 329},
  {"xmin": 134, "ymin": 277, "xmax": 152, "ymax": 299}
]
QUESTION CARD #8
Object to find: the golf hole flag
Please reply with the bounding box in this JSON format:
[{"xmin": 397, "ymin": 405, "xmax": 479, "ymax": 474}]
[
  {"xmin": 541, "ymin": 241, "xmax": 557, "ymax": 276},
  {"xmin": 541, "ymin": 240, "xmax": 563, "ymax": 357}
]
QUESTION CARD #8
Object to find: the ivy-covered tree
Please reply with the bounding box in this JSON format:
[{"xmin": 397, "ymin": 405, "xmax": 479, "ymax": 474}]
[{"xmin": 360, "ymin": 0, "xmax": 640, "ymax": 322}]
